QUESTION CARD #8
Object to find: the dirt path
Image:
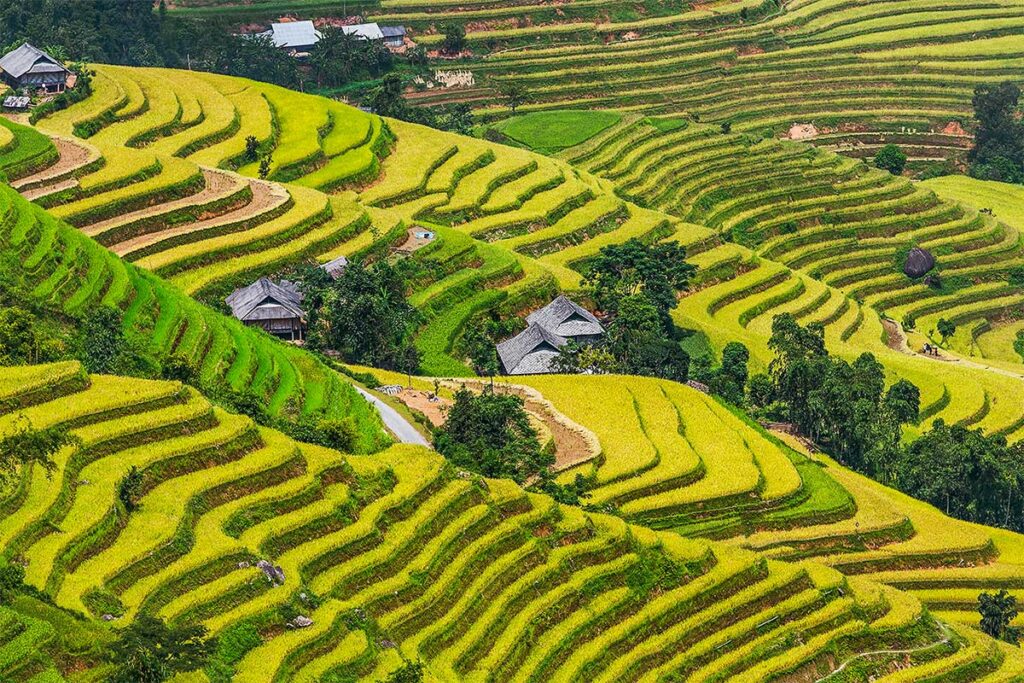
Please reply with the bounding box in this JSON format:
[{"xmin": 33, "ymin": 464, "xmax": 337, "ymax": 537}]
[
  {"xmin": 112, "ymin": 176, "xmax": 288, "ymax": 257},
  {"xmin": 882, "ymin": 318, "xmax": 1024, "ymax": 380},
  {"xmin": 815, "ymin": 621, "xmax": 951, "ymax": 682},
  {"xmin": 12, "ymin": 135, "xmax": 97, "ymax": 192}
]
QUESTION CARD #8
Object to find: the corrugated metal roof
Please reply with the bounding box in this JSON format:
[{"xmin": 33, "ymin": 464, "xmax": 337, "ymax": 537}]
[
  {"xmin": 497, "ymin": 322, "xmax": 567, "ymax": 375},
  {"xmin": 226, "ymin": 277, "xmax": 305, "ymax": 322},
  {"xmin": 526, "ymin": 294, "xmax": 604, "ymax": 339},
  {"xmin": 380, "ymin": 25, "xmax": 406, "ymax": 38},
  {"xmin": 0, "ymin": 43, "xmax": 67, "ymax": 80},
  {"xmin": 342, "ymin": 23, "xmax": 384, "ymax": 40},
  {"xmin": 270, "ymin": 21, "xmax": 321, "ymax": 48}
]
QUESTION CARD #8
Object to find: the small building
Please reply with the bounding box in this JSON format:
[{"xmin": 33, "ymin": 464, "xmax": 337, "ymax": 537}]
[
  {"xmin": 226, "ymin": 277, "xmax": 306, "ymax": 341},
  {"xmin": 320, "ymin": 255, "xmax": 348, "ymax": 280},
  {"xmin": 0, "ymin": 43, "xmax": 71, "ymax": 93},
  {"xmin": 268, "ymin": 20, "xmax": 321, "ymax": 53},
  {"xmin": 380, "ymin": 25, "xmax": 407, "ymax": 48},
  {"xmin": 342, "ymin": 23, "xmax": 385, "ymax": 41},
  {"xmin": 2, "ymin": 95, "xmax": 30, "ymax": 110},
  {"xmin": 496, "ymin": 295, "xmax": 606, "ymax": 375}
]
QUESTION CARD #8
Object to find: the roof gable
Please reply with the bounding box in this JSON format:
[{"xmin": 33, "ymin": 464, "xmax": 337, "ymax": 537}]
[
  {"xmin": 526, "ymin": 294, "xmax": 604, "ymax": 338},
  {"xmin": 496, "ymin": 322, "xmax": 567, "ymax": 375},
  {"xmin": 270, "ymin": 21, "xmax": 320, "ymax": 48}
]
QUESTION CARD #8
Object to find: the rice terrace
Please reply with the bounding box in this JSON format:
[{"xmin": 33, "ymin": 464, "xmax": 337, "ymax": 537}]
[{"xmin": 2, "ymin": 0, "xmax": 1024, "ymax": 680}]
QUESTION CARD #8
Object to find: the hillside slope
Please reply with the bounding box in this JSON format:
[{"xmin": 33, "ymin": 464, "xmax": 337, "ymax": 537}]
[
  {"xmin": 2, "ymin": 360, "xmax": 1022, "ymax": 682},
  {"xmin": 12, "ymin": 64, "xmax": 1024, "ymax": 441}
]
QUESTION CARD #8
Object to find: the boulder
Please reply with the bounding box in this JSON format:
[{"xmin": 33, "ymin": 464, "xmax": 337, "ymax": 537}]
[
  {"xmin": 903, "ymin": 247, "xmax": 935, "ymax": 278},
  {"xmin": 290, "ymin": 616, "xmax": 313, "ymax": 628}
]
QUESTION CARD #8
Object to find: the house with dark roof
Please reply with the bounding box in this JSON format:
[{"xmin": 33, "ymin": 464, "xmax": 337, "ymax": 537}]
[
  {"xmin": 496, "ymin": 295, "xmax": 605, "ymax": 375},
  {"xmin": 0, "ymin": 43, "xmax": 70, "ymax": 93},
  {"xmin": 226, "ymin": 277, "xmax": 306, "ymax": 341}
]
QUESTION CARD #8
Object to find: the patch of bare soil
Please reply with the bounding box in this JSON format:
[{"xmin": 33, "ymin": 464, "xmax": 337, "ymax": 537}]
[
  {"xmin": 941, "ymin": 120, "xmax": 969, "ymax": 136},
  {"xmin": 397, "ymin": 389, "xmax": 450, "ymax": 427},
  {"xmin": 787, "ymin": 123, "xmax": 818, "ymax": 140},
  {"xmin": 12, "ymin": 136, "xmax": 95, "ymax": 191}
]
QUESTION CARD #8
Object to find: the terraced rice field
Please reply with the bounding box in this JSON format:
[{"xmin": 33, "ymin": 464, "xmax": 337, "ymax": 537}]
[
  {"xmin": 4, "ymin": 360, "xmax": 1023, "ymax": 682},
  {"xmin": 408, "ymin": 0, "xmax": 1023, "ymax": 165},
  {"xmin": 0, "ymin": 178, "xmax": 388, "ymax": 452}
]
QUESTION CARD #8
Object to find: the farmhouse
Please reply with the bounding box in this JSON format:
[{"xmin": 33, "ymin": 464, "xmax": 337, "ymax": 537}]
[
  {"xmin": 226, "ymin": 277, "xmax": 307, "ymax": 341},
  {"xmin": 0, "ymin": 43, "xmax": 71, "ymax": 93},
  {"xmin": 497, "ymin": 295, "xmax": 605, "ymax": 375},
  {"xmin": 342, "ymin": 23, "xmax": 385, "ymax": 41}
]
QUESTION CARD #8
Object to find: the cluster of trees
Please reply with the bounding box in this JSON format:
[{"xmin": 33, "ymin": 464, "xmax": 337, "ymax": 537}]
[
  {"xmin": 969, "ymin": 81, "xmax": 1024, "ymax": 184},
  {"xmin": 874, "ymin": 143, "xmax": 907, "ymax": 176},
  {"xmin": 726, "ymin": 313, "xmax": 1024, "ymax": 535},
  {"xmin": 557, "ymin": 239, "xmax": 696, "ymax": 381},
  {"xmin": 298, "ymin": 258, "xmax": 421, "ymax": 374}
]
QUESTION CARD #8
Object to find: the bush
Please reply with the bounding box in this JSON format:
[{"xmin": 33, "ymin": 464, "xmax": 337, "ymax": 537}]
[{"xmin": 874, "ymin": 144, "xmax": 907, "ymax": 175}]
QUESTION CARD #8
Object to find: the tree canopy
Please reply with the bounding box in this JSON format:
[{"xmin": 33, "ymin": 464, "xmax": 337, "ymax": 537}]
[
  {"xmin": 433, "ymin": 386, "xmax": 552, "ymax": 484},
  {"xmin": 969, "ymin": 81, "xmax": 1024, "ymax": 184}
]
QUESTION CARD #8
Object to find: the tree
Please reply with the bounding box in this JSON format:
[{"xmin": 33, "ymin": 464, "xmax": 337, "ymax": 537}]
[
  {"xmin": 109, "ymin": 615, "xmax": 215, "ymax": 683},
  {"xmin": 605, "ymin": 294, "xmax": 689, "ymax": 381},
  {"xmin": 586, "ymin": 238, "xmax": 695, "ymax": 322},
  {"xmin": 258, "ymin": 155, "xmax": 271, "ymax": 180},
  {"xmin": 434, "ymin": 386, "xmax": 552, "ymax": 484},
  {"xmin": 118, "ymin": 465, "xmax": 144, "ymax": 513},
  {"xmin": 440, "ymin": 23, "xmax": 466, "ymax": 55},
  {"xmin": 710, "ymin": 341, "xmax": 748, "ymax": 404},
  {"xmin": 317, "ymin": 417, "xmax": 357, "ymax": 452},
  {"xmin": 244, "ymin": 135, "xmax": 259, "ymax": 162},
  {"xmin": 460, "ymin": 320, "xmax": 501, "ymax": 378},
  {"xmin": 384, "ymin": 660, "xmax": 424, "ymax": 683},
  {"xmin": 885, "ymin": 379, "xmax": 920, "ymax": 424},
  {"xmin": 0, "ymin": 415, "xmax": 78, "ymax": 483},
  {"xmin": 554, "ymin": 341, "xmax": 619, "ymax": 375},
  {"xmin": 969, "ymin": 82, "xmax": 1024, "ymax": 184},
  {"xmin": 367, "ymin": 72, "xmax": 406, "ymax": 118},
  {"xmin": 80, "ymin": 306, "xmax": 126, "ymax": 373},
  {"xmin": 979, "ymin": 590, "xmax": 1023, "ymax": 645},
  {"xmin": 500, "ymin": 83, "xmax": 529, "ymax": 114},
  {"xmin": 874, "ymin": 144, "xmax": 907, "ymax": 176},
  {"xmin": 936, "ymin": 317, "xmax": 956, "ymax": 343},
  {"xmin": 0, "ymin": 307, "xmax": 41, "ymax": 364},
  {"xmin": 304, "ymin": 259, "xmax": 420, "ymax": 373}
]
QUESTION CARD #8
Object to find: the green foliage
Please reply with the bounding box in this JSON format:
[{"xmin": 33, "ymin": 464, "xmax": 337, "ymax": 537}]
[
  {"xmin": 317, "ymin": 417, "xmax": 358, "ymax": 452},
  {"xmin": 0, "ymin": 562, "xmax": 25, "ymax": 598},
  {"xmin": 969, "ymin": 81, "xmax": 1024, "ymax": 184},
  {"xmin": 382, "ymin": 660, "xmax": 424, "ymax": 683},
  {"xmin": 902, "ymin": 312, "xmax": 916, "ymax": 331},
  {"xmin": 303, "ymin": 259, "xmax": 421, "ymax": 373},
  {"xmin": 901, "ymin": 421, "xmax": 1024, "ymax": 532},
  {"xmin": 440, "ymin": 23, "xmax": 466, "ymax": 54},
  {"xmin": 979, "ymin": 590, "xmax": 1022, "ymax": 645},
  {"xmin": 936, "ymin": 317, "xmax": 956, "ymax": 342},
  {"xmin": 0, "ymin": 415, "xmax": 78, "ymax": 483},
  {"xmin": 78, "ymin": 306, "xmax": 125, "ymax": 374},
  {"xmin": 434, "ymin": 386, "xmax": 552, "ymax": 484},
  {"xmin": 257, "ymin": 154, "xmax": 271, "ymax": 180},
  {"xmin": 244, "ymin": 135, "xmax": 259, "ymax": 163},
  {"xmin": 625, "ymin": 545, "xmax": 686, "ymax": 595},
  {"xmin": 204, "ymin": 620, "xmax": 261, "ymax": 683},
  {"xmin": 586, "ymin": 238, "xmax": 695, "ymax": 321},
  {"xmin": 310, "ymin": 25, "xmax": 393, "ymax": 89},
  {"xmin": 707, "ymin": 341, "xmax": 748, "ymax": 404},
  {"xmin": 874, "ymin": 144, "xmax": 907, "ymax": 175},
  {"xmin": 109, "ymin": 615, "xmax": 215, "ymax": 683},
  {"xmin": 606, "ymin": 293, "xmax": 689, "ymax": 382},
  {"xmin": 118, "ymin": 465, "xmax": 144, "ymax": 513},
  {"xmin": 1015, "ymin": 330, "xmax": 1024, "ymax": 363},
  {"xmin": 500, "ymin": 83, "xmax": 529, "ymax": 114}
]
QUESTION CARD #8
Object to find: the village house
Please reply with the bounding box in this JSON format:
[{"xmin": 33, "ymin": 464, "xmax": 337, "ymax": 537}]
[
  {"xmin": 496, "ymin": 295, "xmax": 605, "ymax": 375},
  {"xmin": 0, "ymin": 43, "xmax": 71, "ymax": 94},
  {"xmin": 380, "ymin": 26, "xmax": 407, "ymax": 48},
  {"xmin": 226, "ymin": 277, "xmax": 307, "ymax": 341},
  {"xmin": 320, "ymin": 255, "xmax": 349, "ymax": 280}
]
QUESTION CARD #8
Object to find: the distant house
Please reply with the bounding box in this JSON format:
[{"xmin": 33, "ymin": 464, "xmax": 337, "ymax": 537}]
[
  {"xmin": 342, "ymin": 23, "xmax": 385, "ymax": 41},
  {"xmin": 0, "ymin": 43, "xmax": 71, "ymax": 93},
  {"xmin": 226, "ymin": 277, "xmax": 306, "ymax": 341},
  {"xmin": 496, "ymin": 295, "xmax": 606, "ymax": 375},
  {"xmin": 381, "ymin": 25, "xmax": 407, "ymax": 48},
  {"xmin": 320, "ymin": 255, "xmax": 348, "ymax": 280},
  {"xmin": 268, "ymin": 20, "xmax": 321, "ymax": 53}
]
